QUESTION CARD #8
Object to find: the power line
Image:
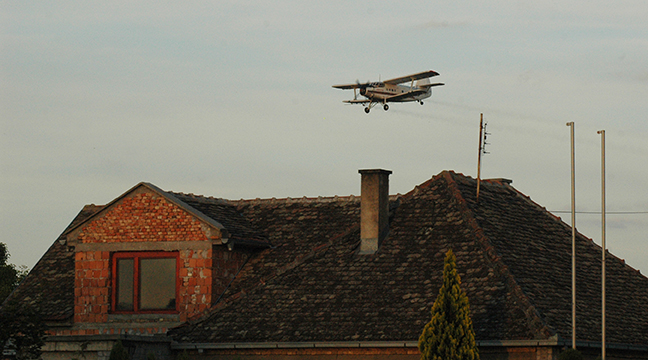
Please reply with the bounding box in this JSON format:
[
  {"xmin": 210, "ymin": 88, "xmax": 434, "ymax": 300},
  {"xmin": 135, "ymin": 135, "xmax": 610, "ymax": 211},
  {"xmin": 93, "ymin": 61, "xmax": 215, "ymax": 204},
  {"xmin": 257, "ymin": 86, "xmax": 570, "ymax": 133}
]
[{"xmin": 550, "ymin": 211, "xmax": 648, "ymax": 215}]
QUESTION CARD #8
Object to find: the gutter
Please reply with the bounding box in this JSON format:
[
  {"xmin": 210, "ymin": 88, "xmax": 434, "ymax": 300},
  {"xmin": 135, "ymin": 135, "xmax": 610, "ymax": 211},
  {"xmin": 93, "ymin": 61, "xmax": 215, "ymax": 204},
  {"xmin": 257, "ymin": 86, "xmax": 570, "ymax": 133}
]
[
  {"xmin": 171, "ymin": 339, "xmax": 559, "ymax": 351},
  {"xmin": 171, "ymin": 341, "xmax": 418, "ymax": 350},
  {"xmin": 556, "ymin": 339, "xmax": 648, "ymax": 352},
  {"xmin": 171, "ymin": 339, "xmax": 648, "ymax": 352}
]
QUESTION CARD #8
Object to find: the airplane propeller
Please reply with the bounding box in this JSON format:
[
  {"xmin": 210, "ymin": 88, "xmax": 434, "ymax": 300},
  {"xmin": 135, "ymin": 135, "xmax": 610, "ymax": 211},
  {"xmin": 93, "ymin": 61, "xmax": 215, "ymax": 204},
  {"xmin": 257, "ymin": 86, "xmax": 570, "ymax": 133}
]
[
  {"xmin": 356, "ymin": 80, "xmax": 370, "ymax": 97},
  {"xmin": 355, "ymin": 80, "xmax": 371, "ymax": 88},
  {"xmin": 353, "ymin": 79, "xmax": 369, "ymax": 100}
]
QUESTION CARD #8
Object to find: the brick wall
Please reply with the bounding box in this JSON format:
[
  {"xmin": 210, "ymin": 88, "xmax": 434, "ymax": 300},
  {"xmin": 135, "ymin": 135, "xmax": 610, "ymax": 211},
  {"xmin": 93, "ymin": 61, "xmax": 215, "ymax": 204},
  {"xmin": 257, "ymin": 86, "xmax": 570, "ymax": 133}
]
[
  {"xmin": 179, "ymin": 248, "xmax": 213, "ymax": 321},
  {"xmin": 212, "ymin": 247, "xmax": 248, "ymax": 300},
  {"xmin": 63, "ymin": 189, "xmax": 225, "ymax": 334},
  {"xmin": 78, "ymin": 192, "xmax": 208, "ymax": 244},
  {"xmin": 74, "ymin": 250, "xmax": 110, "ymax": 324}
]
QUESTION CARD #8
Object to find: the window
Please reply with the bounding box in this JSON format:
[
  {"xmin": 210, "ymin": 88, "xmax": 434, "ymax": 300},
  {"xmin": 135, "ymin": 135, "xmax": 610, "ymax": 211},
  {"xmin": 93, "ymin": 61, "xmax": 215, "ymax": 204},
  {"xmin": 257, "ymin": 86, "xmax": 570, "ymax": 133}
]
[{"xmin": 111, "ymin": 252, "xmax": 179, "ymax": 313}]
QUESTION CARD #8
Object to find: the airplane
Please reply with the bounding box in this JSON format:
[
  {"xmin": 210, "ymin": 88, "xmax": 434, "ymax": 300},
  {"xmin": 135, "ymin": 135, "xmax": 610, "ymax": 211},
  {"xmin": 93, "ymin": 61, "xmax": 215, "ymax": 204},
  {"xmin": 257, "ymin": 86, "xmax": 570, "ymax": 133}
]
[{"xmin": 333, "ymin": 70, "xmax": 444, "ymax": 113}]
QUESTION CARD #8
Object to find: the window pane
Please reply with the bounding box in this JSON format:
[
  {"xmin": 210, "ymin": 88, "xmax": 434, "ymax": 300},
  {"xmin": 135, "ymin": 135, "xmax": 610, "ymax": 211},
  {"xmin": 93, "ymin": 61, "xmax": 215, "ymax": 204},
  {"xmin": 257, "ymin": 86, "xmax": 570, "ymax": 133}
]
[
  {"xmin": 139, "ymin": 258, "xmax": 176, "ymax": 310},
  {"xmin": 116, "ymin": 259, "xmax": 134, "ymax": 311}
]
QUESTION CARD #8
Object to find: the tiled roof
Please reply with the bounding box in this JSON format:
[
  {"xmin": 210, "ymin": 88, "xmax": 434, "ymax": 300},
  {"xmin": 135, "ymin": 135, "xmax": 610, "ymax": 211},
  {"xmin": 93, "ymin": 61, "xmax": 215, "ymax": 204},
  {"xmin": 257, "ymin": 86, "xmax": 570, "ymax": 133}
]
[
  {"xmin": 169, "ymin": 171, "xmax": 648, "ymax": 345},
  {"xmin": 3, "ymin": 205, "xmax": 103, "ymax": 320},
  {"xmin": 6, "ymin": 171, "xmax": 647, "ymax": 346},
  {"xmin": 451, "ymin": 174, "xmax": 648, "ymax": 345},
  {"xmin": 167, "ymin": 192, "xmax": 269, "ymax": 245}
]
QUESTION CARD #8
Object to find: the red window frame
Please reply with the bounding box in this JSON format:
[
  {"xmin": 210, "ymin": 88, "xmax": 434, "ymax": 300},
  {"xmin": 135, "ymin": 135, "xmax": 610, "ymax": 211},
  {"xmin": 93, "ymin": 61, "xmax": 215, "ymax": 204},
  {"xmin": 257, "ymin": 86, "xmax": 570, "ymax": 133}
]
[{"xmin": 111, "ymin": 251, "xmax": 180, "ymax": 314}]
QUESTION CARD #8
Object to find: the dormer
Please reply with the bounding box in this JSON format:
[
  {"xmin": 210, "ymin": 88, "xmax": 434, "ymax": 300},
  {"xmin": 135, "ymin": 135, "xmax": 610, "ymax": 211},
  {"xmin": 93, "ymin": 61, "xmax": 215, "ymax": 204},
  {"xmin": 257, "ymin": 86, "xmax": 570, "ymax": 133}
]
[{"xmin": 59, "ymin": 182, "xmax": 268, "ymax": 335}]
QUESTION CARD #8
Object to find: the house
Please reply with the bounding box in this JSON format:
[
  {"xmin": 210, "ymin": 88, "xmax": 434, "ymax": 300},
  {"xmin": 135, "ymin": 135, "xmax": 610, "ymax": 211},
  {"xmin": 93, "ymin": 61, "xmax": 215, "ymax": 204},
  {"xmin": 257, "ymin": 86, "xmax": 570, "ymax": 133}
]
[{"xmin": 4, "ymin": 169, "xmax": 648, "ymax": 360}]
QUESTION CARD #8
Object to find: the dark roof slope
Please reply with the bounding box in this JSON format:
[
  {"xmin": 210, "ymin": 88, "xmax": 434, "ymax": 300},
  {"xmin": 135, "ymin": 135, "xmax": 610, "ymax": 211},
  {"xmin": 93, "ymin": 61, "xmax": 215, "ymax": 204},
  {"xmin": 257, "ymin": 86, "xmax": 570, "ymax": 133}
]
[
  {"xmin": 169, "ymin": 172, "xmax": 548, "ymax": 343},
  {"xmin": 6, "ymin": 172, "xmax": 647, "ymax": 346},
  {"xmin": 2, "ymin": 205, "xmax": 103, "ymax": 321},
  {"xmin": 217, "ymin": 195, "xmax": 365, "ymax": 299},
  {"xmin": 169, "ymin": 171, "xmax": 648, "ymax": 345},
  {"xmin": 168, "ymin": 192, "xmax": 269, "ymax": 245},
  {"xmin": 452, "ymin": 174, "xmax": 648, "ymax": 345}
]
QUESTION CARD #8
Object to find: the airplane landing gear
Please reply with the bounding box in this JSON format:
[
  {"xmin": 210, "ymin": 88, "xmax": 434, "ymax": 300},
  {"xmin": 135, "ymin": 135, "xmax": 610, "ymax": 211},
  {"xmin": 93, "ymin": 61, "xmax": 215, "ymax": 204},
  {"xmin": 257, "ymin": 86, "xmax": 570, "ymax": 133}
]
[
  {"xmin": 383, "ymin": 104, "xmax": 389, "ymax": 111},
  {"xmin": 364, "ymin": 107, "xmax": 370, "ymax": 114},
  {"xmin": 420, "ymin": 101, "xmax": 424, "ymax": 105}
]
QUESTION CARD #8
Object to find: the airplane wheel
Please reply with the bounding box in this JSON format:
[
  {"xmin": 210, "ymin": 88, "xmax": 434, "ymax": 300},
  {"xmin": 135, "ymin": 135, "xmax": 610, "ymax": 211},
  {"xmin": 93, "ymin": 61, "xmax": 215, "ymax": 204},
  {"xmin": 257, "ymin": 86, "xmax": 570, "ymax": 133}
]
[
  {"xmin": 383, "ymin": 104, "xmax": 389, "ymax": 111},
  {"xmin": 420, "ymin": 101, "xmax": 424, "ymax": 105},
  {"xmin": 364, "ymin": 107, "xmax": 370, "ymax": 114}
]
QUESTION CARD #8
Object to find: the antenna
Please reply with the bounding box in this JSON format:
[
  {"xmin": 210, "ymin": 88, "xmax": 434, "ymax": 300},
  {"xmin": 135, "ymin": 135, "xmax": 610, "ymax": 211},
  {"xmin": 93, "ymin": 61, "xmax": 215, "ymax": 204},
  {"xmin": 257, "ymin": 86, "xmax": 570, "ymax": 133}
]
[
  {"xmin": 476, "ymin": 114, "xmax": 491, "ymax": 202},
  {"xmin": 482, "ymin": 121, "xmax": 491, "ymax": 155}
]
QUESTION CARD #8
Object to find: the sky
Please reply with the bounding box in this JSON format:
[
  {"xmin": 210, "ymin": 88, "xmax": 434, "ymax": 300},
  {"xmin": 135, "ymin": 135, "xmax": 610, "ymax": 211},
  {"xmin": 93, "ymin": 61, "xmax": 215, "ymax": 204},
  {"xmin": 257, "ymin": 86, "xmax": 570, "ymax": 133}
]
[{"xmin": 1, "ymin": 1, "xmax": 647, "ymax": 276}]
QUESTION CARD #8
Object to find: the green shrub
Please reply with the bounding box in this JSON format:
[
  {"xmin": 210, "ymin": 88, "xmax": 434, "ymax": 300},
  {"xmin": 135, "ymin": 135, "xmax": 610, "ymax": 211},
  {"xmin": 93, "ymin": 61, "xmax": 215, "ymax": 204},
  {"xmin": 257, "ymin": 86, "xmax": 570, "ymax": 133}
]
[
  {"xmin": 176, "ymin": 350, "xmax": 190, "ymax": 360},
  {"xmin": 558, "ymin": 348, "xmax": 584, "ymax": 360},
  {"xmin": 108, "ymin": 340, "xmax": 130, "ymax": 360}
]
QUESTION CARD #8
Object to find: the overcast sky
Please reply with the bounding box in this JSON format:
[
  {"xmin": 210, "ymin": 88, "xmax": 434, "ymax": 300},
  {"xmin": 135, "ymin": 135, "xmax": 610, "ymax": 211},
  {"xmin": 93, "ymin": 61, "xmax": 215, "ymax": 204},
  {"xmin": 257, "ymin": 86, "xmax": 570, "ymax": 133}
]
[{"xmin": 2, "ymin": 1, "xmax": 647, "ymax": 276}]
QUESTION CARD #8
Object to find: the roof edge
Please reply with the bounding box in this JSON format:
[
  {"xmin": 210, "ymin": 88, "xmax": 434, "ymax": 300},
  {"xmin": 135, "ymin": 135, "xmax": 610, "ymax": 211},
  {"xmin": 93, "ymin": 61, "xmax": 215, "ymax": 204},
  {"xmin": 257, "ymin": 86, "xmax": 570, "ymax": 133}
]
[
  {"xmin": 170, "ymin": 339, "xmax": 565, "ymax": 350},
  {"xmin": 171, "ymin": 339, "xmax": 648, "ymax": 351},
  {"xmin": 62, "ymin": 182, "xmax": 229, "ymax": 244}
]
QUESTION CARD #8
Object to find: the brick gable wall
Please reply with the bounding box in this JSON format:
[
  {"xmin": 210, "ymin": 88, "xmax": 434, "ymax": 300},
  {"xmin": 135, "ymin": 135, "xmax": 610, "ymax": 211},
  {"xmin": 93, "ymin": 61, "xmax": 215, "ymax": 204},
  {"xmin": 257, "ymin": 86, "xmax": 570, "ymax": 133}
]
[
  {"xmin": 53, "ymin": 189, "xmax": 231, "ymax": 336},
  {"xmin": 78, "ymin": 191, "xmax": 208, "ymax": 244}
]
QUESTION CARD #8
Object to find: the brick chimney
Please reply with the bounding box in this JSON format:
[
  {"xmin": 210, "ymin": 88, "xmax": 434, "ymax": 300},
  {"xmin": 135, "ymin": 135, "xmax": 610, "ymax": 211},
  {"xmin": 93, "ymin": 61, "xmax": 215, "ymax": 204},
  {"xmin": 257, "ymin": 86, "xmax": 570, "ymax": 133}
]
[{"xmin": 359, "ymin": 169, "xmax": 392, "ymax": 254}]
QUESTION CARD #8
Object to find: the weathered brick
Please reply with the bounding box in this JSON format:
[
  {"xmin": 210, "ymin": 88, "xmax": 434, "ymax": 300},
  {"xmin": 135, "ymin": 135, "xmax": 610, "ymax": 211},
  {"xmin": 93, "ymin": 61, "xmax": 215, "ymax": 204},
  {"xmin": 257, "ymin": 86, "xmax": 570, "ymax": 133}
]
[{"xmin": 67, "ymin": 188, "xmax": 248, "ymax": 334}]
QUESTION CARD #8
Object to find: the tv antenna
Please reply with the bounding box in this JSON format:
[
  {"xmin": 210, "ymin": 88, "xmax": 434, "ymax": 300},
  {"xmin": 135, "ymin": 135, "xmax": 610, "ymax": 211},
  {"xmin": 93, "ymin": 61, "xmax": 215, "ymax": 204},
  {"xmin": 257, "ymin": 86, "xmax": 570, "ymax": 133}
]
[{"xmin": 476, "ymin": 113, "xmax": 490, "ymax": 202}]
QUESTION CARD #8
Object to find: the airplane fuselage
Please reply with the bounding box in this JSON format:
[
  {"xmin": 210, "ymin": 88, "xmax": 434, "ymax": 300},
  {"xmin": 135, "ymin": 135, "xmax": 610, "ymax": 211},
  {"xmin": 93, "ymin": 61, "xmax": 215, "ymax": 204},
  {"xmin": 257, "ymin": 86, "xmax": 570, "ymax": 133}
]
[
  {"xmin": 361, "ymin": 83, "xmax": 431, "ymax": 103},
  {"xmin": 332, "ymin": 70, "xmax": 443, "ymax": 113}
]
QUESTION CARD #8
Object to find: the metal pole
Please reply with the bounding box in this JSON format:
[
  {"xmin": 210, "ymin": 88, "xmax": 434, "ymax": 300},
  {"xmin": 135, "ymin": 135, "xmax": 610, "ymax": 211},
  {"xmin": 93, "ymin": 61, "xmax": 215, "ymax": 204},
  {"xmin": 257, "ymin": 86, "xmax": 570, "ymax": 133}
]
[
  {"xmin": 477, "ymin": 114, "xmax": 483, "ymax": 201},
  {"xmin": 598, "ymin": 129, "xmax": 606, "ymax": 360},
  {"xmin": 566, "ymin": 121, "xmax": 576, "ymax": 349}
]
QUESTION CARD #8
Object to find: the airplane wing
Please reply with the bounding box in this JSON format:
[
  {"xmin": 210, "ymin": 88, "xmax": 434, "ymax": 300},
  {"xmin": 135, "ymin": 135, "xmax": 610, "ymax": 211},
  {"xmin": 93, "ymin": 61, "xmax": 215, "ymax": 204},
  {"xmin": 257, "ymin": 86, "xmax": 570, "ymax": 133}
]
[
  {"xmin": 333, "ymin": 83, "xmax": 361, "ymax": 90},
  {"xmin": 383, "ymin": 70, "xmax": 440, "ymax": 85},
  {"xmin": 343, "ymin": 99, "xmax": 371, "ymax": 104},
  {"xmin": 384, "ymin": 89, "xmax": 428, "ymax": 102}
]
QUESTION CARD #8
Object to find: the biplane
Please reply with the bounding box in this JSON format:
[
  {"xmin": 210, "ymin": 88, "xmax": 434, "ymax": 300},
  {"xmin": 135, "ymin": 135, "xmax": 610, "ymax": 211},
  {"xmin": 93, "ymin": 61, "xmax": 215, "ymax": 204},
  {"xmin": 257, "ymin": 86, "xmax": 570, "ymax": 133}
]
[{"xmin": 333, "ymin": 70, "xmax": 444, "ymax": 113}]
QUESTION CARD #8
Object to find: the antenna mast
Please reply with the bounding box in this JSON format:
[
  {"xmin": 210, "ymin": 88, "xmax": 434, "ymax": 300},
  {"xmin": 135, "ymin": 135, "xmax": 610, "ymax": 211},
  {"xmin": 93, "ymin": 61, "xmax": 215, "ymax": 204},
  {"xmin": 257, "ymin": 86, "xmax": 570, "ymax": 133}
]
[{"xmin": 476, "ymin": 113, "xmax": 490, "ymax": 201}]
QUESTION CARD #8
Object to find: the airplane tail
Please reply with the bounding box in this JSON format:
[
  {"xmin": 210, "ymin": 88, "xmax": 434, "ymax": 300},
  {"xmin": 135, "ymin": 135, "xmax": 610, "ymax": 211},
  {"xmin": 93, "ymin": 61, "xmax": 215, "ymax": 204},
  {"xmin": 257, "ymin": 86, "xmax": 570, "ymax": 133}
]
[
  {"xmin": 416, "ymin": 77, "xmax": 445, "ymax": 89},
  {"xmin": 415, "ymin": 77, "xmax": 431, "ymax": 88}
]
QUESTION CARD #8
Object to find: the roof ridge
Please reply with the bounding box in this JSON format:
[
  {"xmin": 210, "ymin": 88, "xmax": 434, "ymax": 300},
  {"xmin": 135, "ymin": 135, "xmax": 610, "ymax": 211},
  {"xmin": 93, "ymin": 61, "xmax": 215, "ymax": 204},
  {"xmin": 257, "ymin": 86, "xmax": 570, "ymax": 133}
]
[
  {"xmin": 398, "ymin": 170, "xmax": 479, "ymax": 201},
  {"xmin": 398, "ymin": 170, "xmax": 449, "ymax": 200},
  {"xmin": 442, "ymin": 171, "xmax": 557, "ymax": 339},
  {"xmin": 226, "ymin": 195, "xmax": 360, "ymax": 206},
  {"xmin": 170, "ymin": 191, "xmax": 412, "ymax": 206},
  {"xmin": 167, "ymin": 191, "xmax": 230, "ymax": 204},
  {"xmin": 169, "ymin": 192, "xmax": 364, "ymax": 205}
]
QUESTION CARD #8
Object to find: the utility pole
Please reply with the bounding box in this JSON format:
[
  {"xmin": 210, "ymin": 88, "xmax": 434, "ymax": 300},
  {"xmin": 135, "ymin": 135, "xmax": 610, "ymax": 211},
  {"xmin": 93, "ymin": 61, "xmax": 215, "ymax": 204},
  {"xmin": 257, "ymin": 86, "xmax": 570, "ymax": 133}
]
[
  {"xmin": 598, "ymin": 129, "xmax": 606, "ymax": 360},
  {"xmin": 566, "ymin": 121, "xmax": 577, "ymax": 349}
]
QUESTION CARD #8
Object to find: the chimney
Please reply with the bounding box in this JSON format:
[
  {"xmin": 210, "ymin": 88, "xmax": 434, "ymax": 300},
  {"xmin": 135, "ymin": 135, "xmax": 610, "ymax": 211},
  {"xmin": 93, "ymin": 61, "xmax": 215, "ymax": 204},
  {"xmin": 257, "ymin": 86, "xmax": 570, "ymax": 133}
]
[{"xmin": 359, "ymin": 169, "xmax": 392, "ymax": 254}]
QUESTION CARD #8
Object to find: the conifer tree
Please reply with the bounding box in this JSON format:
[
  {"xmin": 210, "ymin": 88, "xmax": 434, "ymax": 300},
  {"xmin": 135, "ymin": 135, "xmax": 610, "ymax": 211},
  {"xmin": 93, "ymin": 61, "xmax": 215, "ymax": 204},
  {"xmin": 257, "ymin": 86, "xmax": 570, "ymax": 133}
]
[{"xmin": 418, "ymin": 249, "xmax": 479, "ymax": 360}]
